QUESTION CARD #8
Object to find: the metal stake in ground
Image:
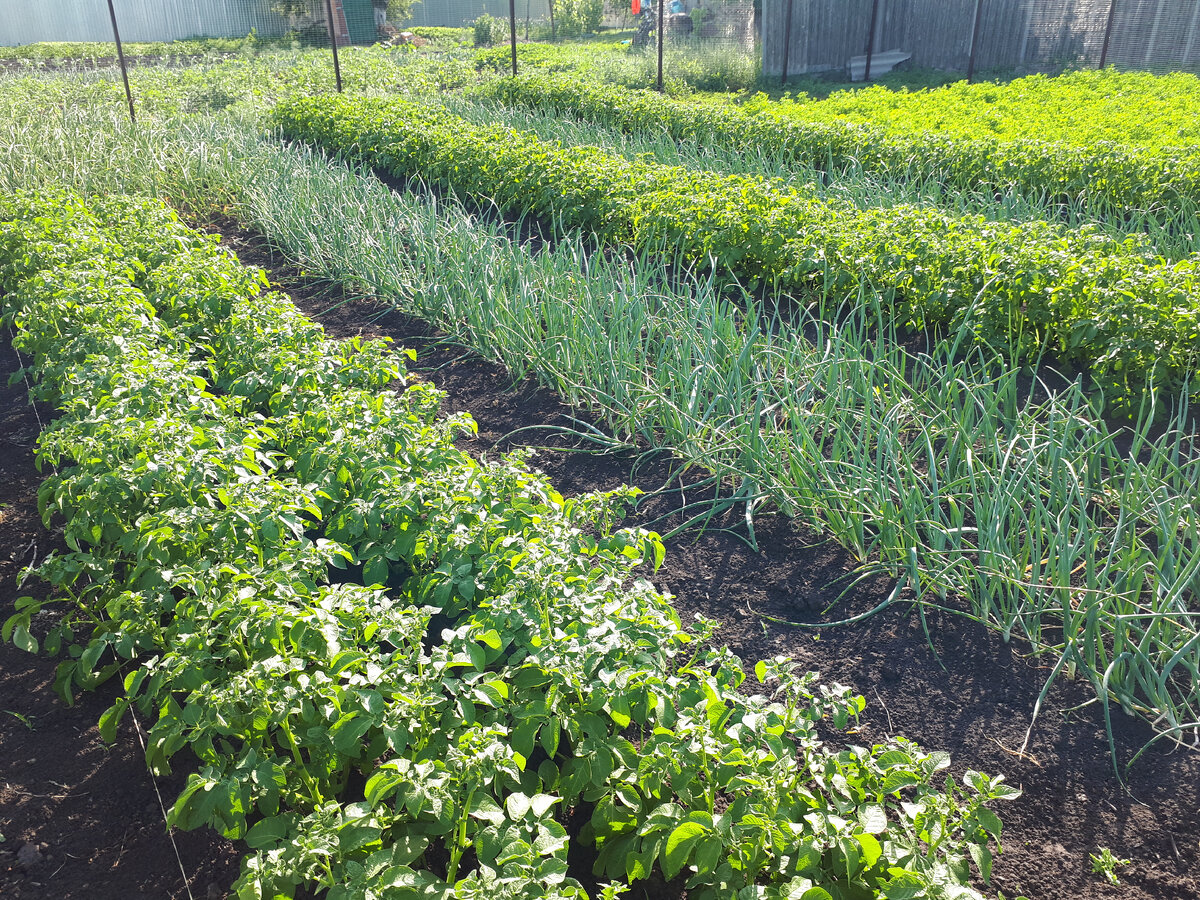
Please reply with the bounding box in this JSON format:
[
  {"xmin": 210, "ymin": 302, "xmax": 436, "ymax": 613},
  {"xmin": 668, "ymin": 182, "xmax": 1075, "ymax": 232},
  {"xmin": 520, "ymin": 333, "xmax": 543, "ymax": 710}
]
[
  {"xmin": 781, "ymin": 0, "xmax": 794, "ymax": 85},
  {"xmin": 105, "ymin": 0, "xmax": 135, "ymax": 125},
  {"xmin": 509, "ymin": 0, "xmax": 518, "ymax": 76},
  {"xmin": 966, "ymin": 0, "xmax": 985, "ymax": 83},
  {"xmin": 657, "ymin": 0, "xmax": 665, "ymax": 92},
  {"xmin": 1099, "ymin": 0, "xmax": 1119, "ymax": 68},
  {"xmin": 324, "ymin": 0, "xmax": 344, "ymax": 92}
]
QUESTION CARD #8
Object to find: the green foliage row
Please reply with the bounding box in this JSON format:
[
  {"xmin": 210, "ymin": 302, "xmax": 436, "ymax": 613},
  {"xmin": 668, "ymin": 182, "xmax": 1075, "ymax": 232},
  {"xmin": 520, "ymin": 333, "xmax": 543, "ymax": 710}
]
[
  {"xmin": 478, "ymin": 72, "xmax": 1200, "ymax": 226},
  {"xmin": 0, "ymin": 47, "xmax": 475, "ymax": 119},
  {"xmin": 757, "ymin": 69, "xmax": 1200, "ymax": 150},
  {"xmin": 1, "ymin": 191, "xmax": 1016, "ymax": 899},
  {"xmin": 472, "ymin": 40, "xmax": 625, "ymax": 74},
  {"xmin": 470, "ymin": 40, "xmax": 758, "ymax": 93},
  {"xmin": 0, "ymin": 31, "xmax": 276, "ymax": 61},
  {"xmin": 273, "ymin": 95, "xmax": 1200, "ymax": 408},
  {"xmin": 407, "ymin": 26, "xmax": 472, "ymax": 49}
]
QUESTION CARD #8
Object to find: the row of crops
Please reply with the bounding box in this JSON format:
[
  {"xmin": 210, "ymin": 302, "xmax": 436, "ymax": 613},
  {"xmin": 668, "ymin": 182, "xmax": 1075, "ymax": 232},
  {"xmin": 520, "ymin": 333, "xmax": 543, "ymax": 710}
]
[
  {"xmin": 272, "ymin": 93, "xmax": 1200, "ymax": 409},
  {"xmin": 0, "ymin": 191, "xmax": 1016, "ymax": 899},
  {"xmin": 262, "ymin": 90, "xmax": 1197, "ymax": 754},
  {"xmin": 474, "ymin": 74, "xmax": 1200, "ymax": 254},
  {"xmin": 747, "ymin": 69, "xmax": 1200, "ymax": 150},
  {"xmin": 479, "ymin": 71, "xmax": 1200, "ymax": 223}
]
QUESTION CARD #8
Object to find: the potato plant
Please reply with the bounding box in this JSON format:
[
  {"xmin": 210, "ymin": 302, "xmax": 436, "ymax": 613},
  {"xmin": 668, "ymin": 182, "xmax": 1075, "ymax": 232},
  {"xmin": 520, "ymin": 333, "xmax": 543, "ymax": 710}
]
[{"xmin": 1, "ymin": 190, "xmax": 1018, "ymax": 899}]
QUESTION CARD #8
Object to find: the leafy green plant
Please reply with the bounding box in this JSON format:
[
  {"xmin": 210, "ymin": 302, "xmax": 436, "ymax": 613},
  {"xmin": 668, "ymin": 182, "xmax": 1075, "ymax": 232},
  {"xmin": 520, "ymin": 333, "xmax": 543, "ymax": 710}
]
[
  {"xmin": 1089, "ymin": 847, "xmax": 1131, "ymax": 885},
  {"xmin": 3, "ymin": 710, "xmax": 35, "ymax": 730},
  {"xmin": 550, "ymin": 0, "xmax": 605, "ymax": 38},
  {"xmin": 381, "ymin": 0, "xmax": 419, "ymax": 25},
  {"xmin": 473, "ymin": 14, "xmax": 504, "ymax": 48}
]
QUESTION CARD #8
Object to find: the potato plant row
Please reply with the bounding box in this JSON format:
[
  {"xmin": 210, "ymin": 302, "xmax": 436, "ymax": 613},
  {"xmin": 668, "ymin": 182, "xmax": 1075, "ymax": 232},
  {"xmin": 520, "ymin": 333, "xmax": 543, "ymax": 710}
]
[
  {"xmin": 0, "ymin": 192, "xmax": 1017, "ymax": 900},
  {"xmin": 273, "ymin": 95, "xmax": 1200, "ymax": 410},
  {"xmin": 477, "ymin": 73, "xmax": 1200, "ymax": 230}
]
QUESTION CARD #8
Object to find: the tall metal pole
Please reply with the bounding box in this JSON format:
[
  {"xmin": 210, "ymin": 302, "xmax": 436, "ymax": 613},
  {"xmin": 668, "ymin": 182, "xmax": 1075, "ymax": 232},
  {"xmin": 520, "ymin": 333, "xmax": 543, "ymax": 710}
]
[
  {"xmin": 966, "ymin": 0, "xmax": 985, "ymax": 82},
  {"xmin": 864, "ymin": 0, "xmax": 880, "ymax": 82},
  {"xmin": 657, "ymin": 0, "xmax": 665, "ymax": 92},
  {"xmin": 324, "ymin": 0, "xmax": 343, "ymax": 92},
  {"xmin": 509, "ymin": 0, "xmax": 518, "ymax": 76},
  {"xmin": 1099, "ymin": 0, "xmax": 1118, "ymax": 68},
  {"xmin": 1183, "ymin": 0, "xmax": 1200, "ymax": 69},
  {"xmin": 105, "ymin": 0, "xmax": 135, "ymax": 125},
  {"xmin": 781, "ymin": 0, "xmax": 794, "ymax": 85}
]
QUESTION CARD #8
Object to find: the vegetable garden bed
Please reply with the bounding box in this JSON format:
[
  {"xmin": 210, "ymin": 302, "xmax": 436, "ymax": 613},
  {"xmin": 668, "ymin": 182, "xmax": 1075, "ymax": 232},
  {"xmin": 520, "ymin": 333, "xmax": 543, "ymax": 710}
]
[
  {"xmin": 3, "ymin": 43, "xmax": 1200, "ymax": 900},
  {"xmin": 2, "ymin": 192, "xmax": 1021, "ymax": 900},
  {"xmin": 4, "ymin": 213, "xmax": 1198, "ymax": 900},
  {"xmin": 477, "ymin": 71, "xmax": 1200, "ymax": 229}
]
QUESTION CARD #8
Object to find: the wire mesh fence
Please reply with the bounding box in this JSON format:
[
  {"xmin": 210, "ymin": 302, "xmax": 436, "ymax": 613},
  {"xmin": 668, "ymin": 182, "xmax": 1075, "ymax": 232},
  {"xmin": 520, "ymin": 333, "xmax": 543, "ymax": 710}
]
[
  {"xmin": 763, "ymin": 0, "xmax": 1200, "ymax": 82},
  {"xmin": 0, "ymin": 0, "xmax": 763, "ymax": 95}
]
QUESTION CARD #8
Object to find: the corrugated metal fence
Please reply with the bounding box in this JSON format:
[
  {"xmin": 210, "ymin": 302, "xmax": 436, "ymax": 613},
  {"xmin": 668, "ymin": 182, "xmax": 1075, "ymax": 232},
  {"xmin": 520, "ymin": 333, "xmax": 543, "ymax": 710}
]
[
  {"xmin": 0, "ymin": 0, "xmax": 292, "ymax": 45},
  {"xmin": 763, "ymin": 0, "xmax": 1200, "ymax": 78},
  {"xmin": 0, "ymin": 0, "xmax": 389, "ymax": 47}
]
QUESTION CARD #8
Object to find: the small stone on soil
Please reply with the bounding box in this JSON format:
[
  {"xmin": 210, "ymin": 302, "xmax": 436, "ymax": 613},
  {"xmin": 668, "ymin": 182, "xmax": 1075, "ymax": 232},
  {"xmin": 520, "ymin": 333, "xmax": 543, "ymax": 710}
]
[{"xmin": 16, "ymin": 842, "xmax": 43, "ymax": 870}]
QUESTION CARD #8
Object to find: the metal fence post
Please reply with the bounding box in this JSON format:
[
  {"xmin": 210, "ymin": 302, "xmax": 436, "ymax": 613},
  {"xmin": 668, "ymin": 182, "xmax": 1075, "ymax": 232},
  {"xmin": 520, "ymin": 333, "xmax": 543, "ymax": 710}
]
[
  {"xmin": 781, "ymin": 0, "xmax": 794, "ymax": 84},
  {"xmin": 323, "ymin": 0, "xmax": 343, "ymax": 92},
  {"xmin": 509, "ymin": 0, "xmax": 518, "ymax": 75},
  {"xmin": 966, "ymin": 0, "xmax": 985, "ymax": 82},
  {"xmin": 1099, "ymin": 0, "xmax": 1118, "ymax": 68},
  {"xmin": 105, "ymin": 0, "xmax": 135, "ymax": 125},
  {"xmin": 864, "ymin": 0, "xmax": 880, "ymax": 82},
  {"xmin": 657, "ymin": 0, "xmax": 665, "ymax": 92}
]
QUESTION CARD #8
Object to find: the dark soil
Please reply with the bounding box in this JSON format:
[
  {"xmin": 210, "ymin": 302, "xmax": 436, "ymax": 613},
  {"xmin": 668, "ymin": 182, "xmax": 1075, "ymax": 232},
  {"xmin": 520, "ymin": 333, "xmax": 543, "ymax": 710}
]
[{"xmin": 2, "ymin": 226, "xmax": 1197, "ymax": 900}]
